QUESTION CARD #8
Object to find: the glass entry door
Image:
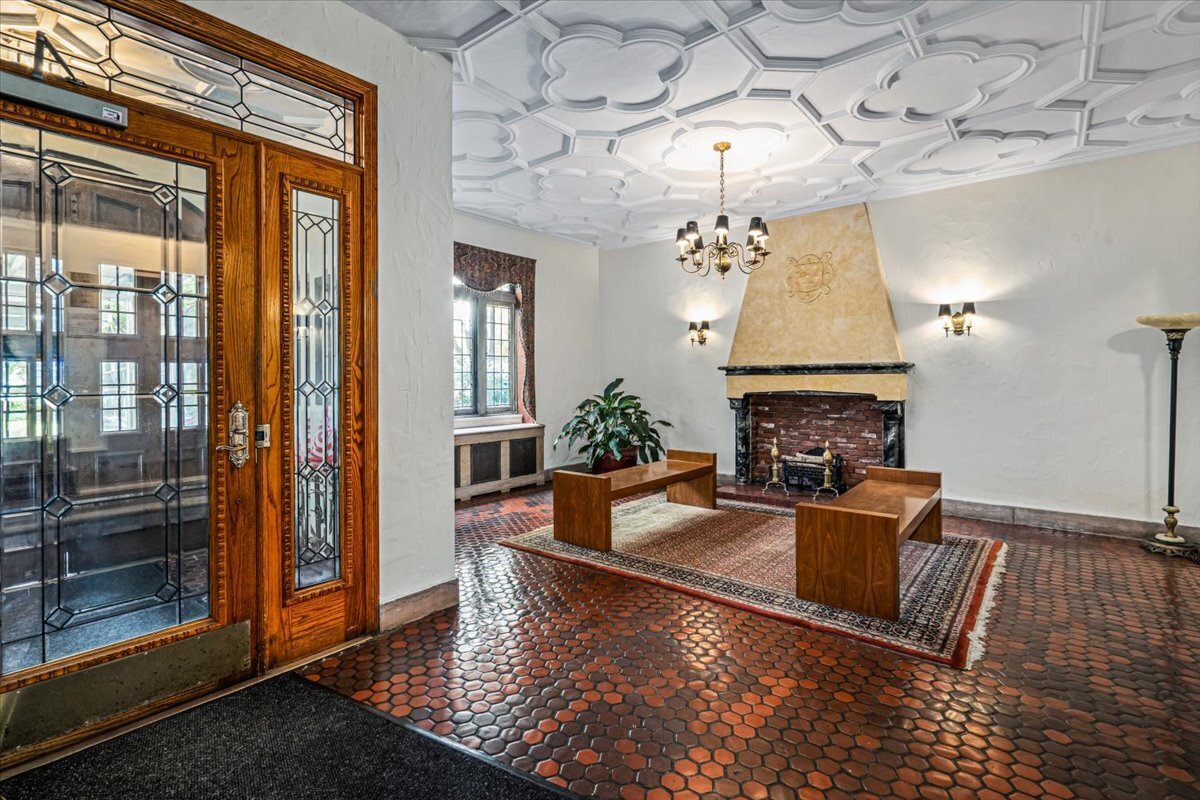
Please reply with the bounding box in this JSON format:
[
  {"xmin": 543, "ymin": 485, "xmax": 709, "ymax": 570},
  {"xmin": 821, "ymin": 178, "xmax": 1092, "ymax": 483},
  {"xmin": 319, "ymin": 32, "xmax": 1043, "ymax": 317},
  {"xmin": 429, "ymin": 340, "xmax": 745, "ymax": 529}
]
[
  {"xmin": 0, "ymin": 119, "xmax": 219, "ymax": 674},
  {"xmin": 0, "ymin": 92, "xmax": 263, "ymax": 759}
]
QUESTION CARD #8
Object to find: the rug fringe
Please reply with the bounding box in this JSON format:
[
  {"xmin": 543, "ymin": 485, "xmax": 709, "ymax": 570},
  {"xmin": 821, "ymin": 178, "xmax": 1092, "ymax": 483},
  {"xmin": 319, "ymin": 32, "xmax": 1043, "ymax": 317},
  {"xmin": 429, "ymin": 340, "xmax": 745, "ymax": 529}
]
[{"xmin": 964, "ymin": 543, "xmax": 1008, "ymax": 670}]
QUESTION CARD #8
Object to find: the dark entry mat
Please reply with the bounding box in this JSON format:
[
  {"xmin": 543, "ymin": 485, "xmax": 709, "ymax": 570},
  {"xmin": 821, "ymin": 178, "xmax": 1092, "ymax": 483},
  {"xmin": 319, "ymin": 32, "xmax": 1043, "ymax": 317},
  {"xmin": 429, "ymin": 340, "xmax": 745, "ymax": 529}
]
[{"xmin": 1, "ymin": 674, "xmax": 578, "ymax": 800}]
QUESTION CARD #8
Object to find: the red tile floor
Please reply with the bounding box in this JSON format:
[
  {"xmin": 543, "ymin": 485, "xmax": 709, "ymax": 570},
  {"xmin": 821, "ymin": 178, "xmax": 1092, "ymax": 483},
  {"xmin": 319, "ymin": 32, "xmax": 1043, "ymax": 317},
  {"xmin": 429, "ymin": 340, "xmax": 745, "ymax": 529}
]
[{"xmin": 302, "ymin": 487, "xmax": 1200, "ymax": 799}]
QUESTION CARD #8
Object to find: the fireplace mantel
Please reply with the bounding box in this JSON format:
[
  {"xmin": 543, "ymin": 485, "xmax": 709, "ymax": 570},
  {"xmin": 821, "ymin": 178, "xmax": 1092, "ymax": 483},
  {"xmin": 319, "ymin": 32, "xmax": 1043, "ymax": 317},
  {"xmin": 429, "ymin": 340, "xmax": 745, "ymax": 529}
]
[{"xmin": 720, "ymin": 362, "xmax": 914, "ymax": 376}]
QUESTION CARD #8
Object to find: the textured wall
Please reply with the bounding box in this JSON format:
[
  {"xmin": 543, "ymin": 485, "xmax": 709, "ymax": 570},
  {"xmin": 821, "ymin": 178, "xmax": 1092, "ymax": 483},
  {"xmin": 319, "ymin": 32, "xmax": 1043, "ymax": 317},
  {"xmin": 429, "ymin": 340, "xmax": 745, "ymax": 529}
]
[
  {"xmin": 188, "ymin": 0, "xmax": 455, "ymax": 604},
  {"xmin": 601, "ymin": 144, "xmax": 1200, "ymax": 525},
  {"xmin": 728, "ymin": 204, "xmax": 902, "ymax": 366},
  {"xmin": 452, "ymin": 213, "xmax": 602, "ymax": 468}
]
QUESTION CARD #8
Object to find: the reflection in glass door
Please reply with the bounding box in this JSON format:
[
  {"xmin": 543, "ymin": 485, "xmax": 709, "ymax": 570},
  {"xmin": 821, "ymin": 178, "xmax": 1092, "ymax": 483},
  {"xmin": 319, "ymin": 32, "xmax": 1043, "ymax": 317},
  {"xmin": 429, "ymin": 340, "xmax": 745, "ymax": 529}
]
[{"xmin": 0, "ymin": 119, "xmax": 211, "ymax": 674}]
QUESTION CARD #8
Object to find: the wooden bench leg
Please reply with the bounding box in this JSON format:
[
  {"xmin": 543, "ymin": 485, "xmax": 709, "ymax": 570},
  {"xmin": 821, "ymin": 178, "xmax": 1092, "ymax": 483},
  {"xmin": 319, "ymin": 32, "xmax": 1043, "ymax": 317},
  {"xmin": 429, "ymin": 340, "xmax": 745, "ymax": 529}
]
[
  {"xmin": 796, "ymin": 503, "xmax": 901, "ymax": 620},
  {"xmin": 665, "ymin": 450, "xmax": 716, "ymax": 509},
  {"xmin": 911, "ymin": 499, "xmax": 942, "ymax": 545},
  {"xmin": 552, "ymin": 471, "xmax": 612, "ymax": 551}
]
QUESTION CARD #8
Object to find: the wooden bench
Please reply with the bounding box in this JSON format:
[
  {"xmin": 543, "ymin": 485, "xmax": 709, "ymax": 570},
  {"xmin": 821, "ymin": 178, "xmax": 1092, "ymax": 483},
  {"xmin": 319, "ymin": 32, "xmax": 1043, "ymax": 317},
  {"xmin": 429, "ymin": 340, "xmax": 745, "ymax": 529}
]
[
  {"xmin": 553, "ymin": 450, "xmax": 717, "ymax": 551},
  {"xmin": 795, "ymin": 466, "xmax": 942, "ymax": 620}
]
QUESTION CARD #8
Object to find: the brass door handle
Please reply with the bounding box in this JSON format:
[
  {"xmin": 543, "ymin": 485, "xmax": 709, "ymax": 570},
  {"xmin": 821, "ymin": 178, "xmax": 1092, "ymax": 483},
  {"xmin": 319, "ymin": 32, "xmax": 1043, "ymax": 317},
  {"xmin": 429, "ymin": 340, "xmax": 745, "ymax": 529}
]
[{"xmin": 217, "ymin": 401, "xmax": 250, "ymax": 468}]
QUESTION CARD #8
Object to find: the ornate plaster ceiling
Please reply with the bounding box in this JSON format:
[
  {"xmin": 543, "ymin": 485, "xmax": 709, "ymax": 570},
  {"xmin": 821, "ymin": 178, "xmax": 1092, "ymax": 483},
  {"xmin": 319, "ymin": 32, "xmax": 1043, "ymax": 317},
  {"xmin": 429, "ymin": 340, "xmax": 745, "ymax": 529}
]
[{"xmin": 347, "ymin": 0, "xmax": 1200, "ymax": 247}]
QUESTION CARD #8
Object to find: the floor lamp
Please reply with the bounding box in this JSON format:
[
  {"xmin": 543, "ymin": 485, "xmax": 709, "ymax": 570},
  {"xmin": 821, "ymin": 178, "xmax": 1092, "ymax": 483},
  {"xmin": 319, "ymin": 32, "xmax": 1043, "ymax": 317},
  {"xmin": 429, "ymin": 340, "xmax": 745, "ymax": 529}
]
[{"xmin": 1137, "ymin": 313, "xmax": 1199, "ymax": 559}]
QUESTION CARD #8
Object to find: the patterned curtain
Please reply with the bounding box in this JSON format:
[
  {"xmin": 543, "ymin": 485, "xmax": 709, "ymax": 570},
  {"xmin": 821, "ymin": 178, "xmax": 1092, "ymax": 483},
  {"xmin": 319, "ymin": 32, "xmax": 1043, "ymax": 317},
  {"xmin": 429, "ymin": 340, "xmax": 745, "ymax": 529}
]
[{"xmin": 453, "ymin": 242, "xmax": 536, "ymax": 419}]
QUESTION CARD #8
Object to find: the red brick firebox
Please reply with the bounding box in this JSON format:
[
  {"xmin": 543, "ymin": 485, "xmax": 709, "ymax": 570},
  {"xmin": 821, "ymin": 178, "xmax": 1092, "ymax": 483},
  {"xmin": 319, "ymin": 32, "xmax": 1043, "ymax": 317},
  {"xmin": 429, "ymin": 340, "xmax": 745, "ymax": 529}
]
[{"xmin": 749, "ymin": 394, "xmax": 885, "ymax": 486}]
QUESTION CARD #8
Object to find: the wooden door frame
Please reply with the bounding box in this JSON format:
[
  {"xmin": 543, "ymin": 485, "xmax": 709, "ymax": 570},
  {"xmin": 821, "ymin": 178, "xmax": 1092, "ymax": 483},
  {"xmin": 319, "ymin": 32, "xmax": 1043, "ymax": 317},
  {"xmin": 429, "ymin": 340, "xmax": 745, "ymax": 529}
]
[
  {"xmin": 0, "ymin": 0, "xmax": 378, "ymax": 703},
  {"xmin": 105, "ymin": 0, "xmax": 382, "ymax": 632},
  {"xmin": 109, "ymin": 0, "xmax": 382, "ymax": 639}
]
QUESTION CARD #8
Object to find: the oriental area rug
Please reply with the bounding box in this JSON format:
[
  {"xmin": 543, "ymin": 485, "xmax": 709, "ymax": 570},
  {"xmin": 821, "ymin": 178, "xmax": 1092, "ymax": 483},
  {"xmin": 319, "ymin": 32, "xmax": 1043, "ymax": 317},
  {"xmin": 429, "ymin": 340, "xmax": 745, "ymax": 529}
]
[{"xmin": 502, "ymin": 495, "xmax": 1006, "ymax": 669}]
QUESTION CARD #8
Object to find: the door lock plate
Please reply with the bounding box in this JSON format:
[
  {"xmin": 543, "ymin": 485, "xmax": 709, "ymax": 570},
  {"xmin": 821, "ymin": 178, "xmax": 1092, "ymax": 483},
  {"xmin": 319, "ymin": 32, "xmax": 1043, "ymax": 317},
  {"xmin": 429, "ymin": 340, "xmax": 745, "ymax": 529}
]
[{"xmin": 216, "ymin": 401, "xmax": 250, "ymax": 468}]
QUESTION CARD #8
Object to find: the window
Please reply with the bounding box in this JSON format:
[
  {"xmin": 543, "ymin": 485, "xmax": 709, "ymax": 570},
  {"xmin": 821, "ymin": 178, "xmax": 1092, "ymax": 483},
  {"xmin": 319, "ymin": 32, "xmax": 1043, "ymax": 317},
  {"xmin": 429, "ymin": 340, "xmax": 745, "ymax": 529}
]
[
  {"xmin": 452, "ymin": 285, "xmax": 517, "ymax": 416},
  {"xmin": 163, "ymin": 273, "xmax": 204, "ymax": 338},
  {"xmin": 101, "ymin": 361, "xmax": 138, "ymax": 432},
  {"xmin": 161, "ymin": 361, "xmax": 204, "ymax": 429},
  {"xmin": 2, "ymin": 358, "xmax": 37, "ymax": 439},
  {"xmin": 2, "ymin": 251, "xmax": 31, "ymax": 331},
  {"xmin": 99, "ymin": 263, "xmax": 136, "ymax": 335},
  {"xmin": 453, "ymin": 296, "xmax": 474, "ymax": 412}
]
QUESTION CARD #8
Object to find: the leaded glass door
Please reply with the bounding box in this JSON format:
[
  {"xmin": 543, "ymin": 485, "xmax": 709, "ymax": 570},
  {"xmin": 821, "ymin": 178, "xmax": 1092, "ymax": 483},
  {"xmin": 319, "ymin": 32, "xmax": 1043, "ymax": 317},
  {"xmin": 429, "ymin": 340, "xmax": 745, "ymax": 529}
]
[
  {"xmin": 258, "ymin": 146, "xmax": 367, "ymax": 667},
  {"xmin": 0, "ymin": 100, "xmax": 259, "ymax": 710}
]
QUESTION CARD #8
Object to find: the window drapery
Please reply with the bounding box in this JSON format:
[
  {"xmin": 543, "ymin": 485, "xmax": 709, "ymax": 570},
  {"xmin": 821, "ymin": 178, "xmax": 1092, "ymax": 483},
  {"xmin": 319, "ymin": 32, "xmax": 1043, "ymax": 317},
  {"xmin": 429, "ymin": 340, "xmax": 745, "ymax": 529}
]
[{"xmin": 453, "ymin": 242, "xmax": 536, "ymax": 419}]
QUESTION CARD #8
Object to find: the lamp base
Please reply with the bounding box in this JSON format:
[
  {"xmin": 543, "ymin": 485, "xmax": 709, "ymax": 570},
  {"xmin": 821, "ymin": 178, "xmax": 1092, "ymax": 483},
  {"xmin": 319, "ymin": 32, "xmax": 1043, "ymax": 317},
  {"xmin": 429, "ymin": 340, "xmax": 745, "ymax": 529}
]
[
  {"xmin": 1139, "ymin": 504, "xmax": 1197, "ymax": 557},
  {"xmin": 1140, "ymin": 533, "xmax": 1198, "ymax": 558}
]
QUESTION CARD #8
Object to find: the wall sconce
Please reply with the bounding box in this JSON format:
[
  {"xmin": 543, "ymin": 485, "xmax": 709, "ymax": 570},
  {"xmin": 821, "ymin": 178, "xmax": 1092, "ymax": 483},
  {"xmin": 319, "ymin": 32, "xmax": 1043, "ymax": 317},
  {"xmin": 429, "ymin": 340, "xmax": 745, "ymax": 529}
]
[
  {"xmin": 937, "ymin": 302, "xmax": 976, "ymax": 337},
  {"xmin": 688, "ymin": 320, "xmax": 710, "ymax": 346}
]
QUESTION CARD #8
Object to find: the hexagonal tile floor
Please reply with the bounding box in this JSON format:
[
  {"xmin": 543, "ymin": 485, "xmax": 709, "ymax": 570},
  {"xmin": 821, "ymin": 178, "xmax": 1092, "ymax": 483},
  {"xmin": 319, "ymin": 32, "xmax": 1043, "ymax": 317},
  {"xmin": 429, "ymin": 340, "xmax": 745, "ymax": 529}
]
[{"xmin": 301, "ymin": 487, "xmax": 1200, "ymax": 799}]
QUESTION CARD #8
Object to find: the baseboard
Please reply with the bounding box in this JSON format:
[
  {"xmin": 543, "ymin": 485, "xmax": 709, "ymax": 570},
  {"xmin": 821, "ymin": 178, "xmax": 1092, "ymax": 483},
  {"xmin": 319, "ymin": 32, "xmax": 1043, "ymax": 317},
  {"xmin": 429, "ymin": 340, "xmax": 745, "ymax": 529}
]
[
  {"xmin": 379, "ymin": 580, "xmax": 459, "ymax": 631},
  {"xmin": 942, "ymin": 499, "xmax": 1200, "ymax": 541}
]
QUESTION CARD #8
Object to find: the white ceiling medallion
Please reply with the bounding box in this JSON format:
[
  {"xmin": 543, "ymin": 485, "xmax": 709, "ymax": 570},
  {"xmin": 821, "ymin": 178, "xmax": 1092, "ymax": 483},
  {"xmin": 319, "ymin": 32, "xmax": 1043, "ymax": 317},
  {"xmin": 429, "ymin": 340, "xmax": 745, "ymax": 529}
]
[
  {"xmin": 1155, "ymin": 0, "xmax": 1200, "ymax": 36},
  {"xmin": 1129, "ymin": 81, "xmax": 1200, "ymax": 128},
  {"xmin": 348, "ymin": 0, "xmax": 1200, "ymax": 247},
  {"xmin": 763, "ymin": 0, "xmax": 931, "ymax": 26},
  {"xmin": 851, "ymin": 45, "xmax": 1037, "ymax": 124},
  {"xmin": 541, "ymin": 25, "xmax": 688, "ymax": 114},
  {"xmin": 452, "ymin": 113, "xmax": 516, "ymax": 164},
  {"xmin": 899, "ymin": 131, "xmax": 1071, "ymax": 178}
]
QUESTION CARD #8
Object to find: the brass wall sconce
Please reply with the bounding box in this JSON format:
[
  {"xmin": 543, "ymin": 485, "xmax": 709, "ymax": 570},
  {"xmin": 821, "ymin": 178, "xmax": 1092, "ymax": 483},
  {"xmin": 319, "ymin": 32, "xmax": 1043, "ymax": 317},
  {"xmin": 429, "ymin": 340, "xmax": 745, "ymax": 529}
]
[
  {"xmin": 938, "ymin": 302, "xmax": 976, "ymax": 336},
  {"xmin": 688, "ymin": 320, "xmax": 710, "ymax": 346}
]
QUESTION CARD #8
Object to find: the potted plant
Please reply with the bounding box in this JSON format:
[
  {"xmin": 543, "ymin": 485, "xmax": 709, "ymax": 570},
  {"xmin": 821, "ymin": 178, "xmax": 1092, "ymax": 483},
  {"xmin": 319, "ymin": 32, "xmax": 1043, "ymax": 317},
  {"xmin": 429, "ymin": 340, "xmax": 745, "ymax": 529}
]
[{"xmin": 553, "ymin": 378, "xmax": 673, "ymax": 473}]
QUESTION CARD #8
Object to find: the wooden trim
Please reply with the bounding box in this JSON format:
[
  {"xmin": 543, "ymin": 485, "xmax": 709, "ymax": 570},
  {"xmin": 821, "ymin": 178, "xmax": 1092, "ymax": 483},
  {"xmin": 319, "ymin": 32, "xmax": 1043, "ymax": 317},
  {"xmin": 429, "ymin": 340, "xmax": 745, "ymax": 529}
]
[
  {"xmin": 0, "ymin": 0, "xmax": 380, "ymax": 689},
  {"xmin": 104, "ymin": 0, "xmax": 374, "ymax": 166},
  {"xmin": 277, "ymin": 175, "xmax": 357, "ymax": 609},
  {"xmin": 379, "ymin": 580, "xmax": 460, "ymax": 631},
  {"xmin": 359, "ymin": 79, "xmax": 380, "ymax": 634},
  {"xmin": 0, "ymin": 63, "xmax": 364, "ymax": 174}
]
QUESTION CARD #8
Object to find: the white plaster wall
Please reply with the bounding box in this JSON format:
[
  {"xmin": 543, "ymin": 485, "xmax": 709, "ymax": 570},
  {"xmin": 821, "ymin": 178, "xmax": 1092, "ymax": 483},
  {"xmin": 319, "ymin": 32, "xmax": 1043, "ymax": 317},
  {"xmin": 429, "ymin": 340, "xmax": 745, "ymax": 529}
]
[
  {"xmin": 599, "ymin": 241, "xmax": 749, "ymax": 472},
  {"xmin": 600, "ymin": 144, "xmax": 1200, "ymax": 525},
  {"xmin": 453, "ymin": 213, "xmax": 602, "ymax": 468},
  {"xmin": 188, "ymin": 0, "xmax": 455, "ymax": 603}
]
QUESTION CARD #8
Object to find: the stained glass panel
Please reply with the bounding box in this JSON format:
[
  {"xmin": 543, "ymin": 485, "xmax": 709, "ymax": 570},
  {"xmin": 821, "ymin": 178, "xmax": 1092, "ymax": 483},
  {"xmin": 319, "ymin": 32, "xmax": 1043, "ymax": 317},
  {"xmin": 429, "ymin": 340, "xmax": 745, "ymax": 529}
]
[
  {"xmin": 0, "ymin": 0, "xmax": 356, "ymax": 163},
  {"xmin": 0, "ymin": 119, "xmax": 211, "ymax": 675},
  {"xmin": 291, "ymin": 188, "xmax": 342, "ymax": 590}
]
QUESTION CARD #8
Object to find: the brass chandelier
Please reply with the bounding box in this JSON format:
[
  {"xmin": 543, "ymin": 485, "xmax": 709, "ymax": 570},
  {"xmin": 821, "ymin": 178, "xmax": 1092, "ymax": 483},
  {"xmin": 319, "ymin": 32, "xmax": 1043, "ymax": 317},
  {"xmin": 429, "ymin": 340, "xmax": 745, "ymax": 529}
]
[{"xmin": 675, "ymin": 142, "xmax": 770, "ymax": 279}]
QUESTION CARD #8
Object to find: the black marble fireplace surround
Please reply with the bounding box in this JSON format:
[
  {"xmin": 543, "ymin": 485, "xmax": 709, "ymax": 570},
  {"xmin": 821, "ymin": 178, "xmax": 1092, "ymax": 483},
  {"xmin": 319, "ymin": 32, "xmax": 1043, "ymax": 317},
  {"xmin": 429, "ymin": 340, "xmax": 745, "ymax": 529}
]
[{"xmin": 721, "ymin": 362, "xmax": 912, "ymax": 485}]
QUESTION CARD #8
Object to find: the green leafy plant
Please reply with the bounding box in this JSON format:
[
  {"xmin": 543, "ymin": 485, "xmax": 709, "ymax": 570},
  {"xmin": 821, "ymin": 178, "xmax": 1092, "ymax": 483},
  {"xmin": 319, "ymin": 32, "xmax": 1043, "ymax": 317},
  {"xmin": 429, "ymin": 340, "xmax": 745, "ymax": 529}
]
[{"xmin": 553, "ymin": 378, "xmax": 673, "ymax": 471}]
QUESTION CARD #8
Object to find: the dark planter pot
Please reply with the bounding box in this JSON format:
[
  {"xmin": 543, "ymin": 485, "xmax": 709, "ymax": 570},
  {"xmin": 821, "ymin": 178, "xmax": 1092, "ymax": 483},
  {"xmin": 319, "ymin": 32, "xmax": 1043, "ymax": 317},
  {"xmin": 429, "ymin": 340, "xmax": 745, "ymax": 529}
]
[{"xmin": 592, "ymin": 447, "xmax": 638, "ymax": 474}]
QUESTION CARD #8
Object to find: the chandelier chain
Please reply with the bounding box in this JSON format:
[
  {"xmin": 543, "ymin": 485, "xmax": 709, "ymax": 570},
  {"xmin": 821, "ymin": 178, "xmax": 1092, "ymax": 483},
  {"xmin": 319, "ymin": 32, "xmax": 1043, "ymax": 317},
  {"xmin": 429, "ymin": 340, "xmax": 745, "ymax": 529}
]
[{"xmin": 719, "ymin": 148, "xmax": 725, "ymax": 215}]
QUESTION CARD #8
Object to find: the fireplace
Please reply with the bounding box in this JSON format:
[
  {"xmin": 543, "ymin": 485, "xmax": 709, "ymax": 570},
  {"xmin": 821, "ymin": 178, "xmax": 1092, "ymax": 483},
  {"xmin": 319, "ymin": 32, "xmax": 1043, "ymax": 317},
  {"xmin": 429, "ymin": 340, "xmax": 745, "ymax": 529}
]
[
  {"xmin": 729, "ymin": 391, "xmax": 905, "ymax": 486},
  {"xmin": 718, "ymin": 203, "xmax": 914, "ymax": 486}
]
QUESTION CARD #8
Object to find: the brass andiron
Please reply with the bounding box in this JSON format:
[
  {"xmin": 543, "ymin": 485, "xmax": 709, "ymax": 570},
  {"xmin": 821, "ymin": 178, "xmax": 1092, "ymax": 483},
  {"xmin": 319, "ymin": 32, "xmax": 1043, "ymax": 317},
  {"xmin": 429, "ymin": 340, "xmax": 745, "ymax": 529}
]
[
  {"xmin": 813, "ymin": 441, "xmax": 839, "ymax": 500},
  {"xmin": 763, "ymin": 437, "xmax": 788, "ymax": 496}
]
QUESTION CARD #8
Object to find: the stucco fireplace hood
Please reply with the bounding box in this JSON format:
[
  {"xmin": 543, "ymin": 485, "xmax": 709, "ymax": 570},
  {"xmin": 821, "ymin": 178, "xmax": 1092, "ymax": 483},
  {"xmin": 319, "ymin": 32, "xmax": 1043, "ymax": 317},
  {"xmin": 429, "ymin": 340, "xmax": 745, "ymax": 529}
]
[{"xmin": 721, "ymin": 203, "xmax": 912, "ymax": 401}]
